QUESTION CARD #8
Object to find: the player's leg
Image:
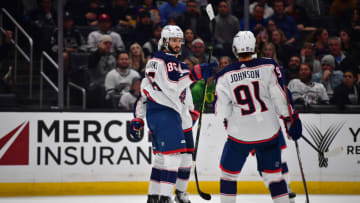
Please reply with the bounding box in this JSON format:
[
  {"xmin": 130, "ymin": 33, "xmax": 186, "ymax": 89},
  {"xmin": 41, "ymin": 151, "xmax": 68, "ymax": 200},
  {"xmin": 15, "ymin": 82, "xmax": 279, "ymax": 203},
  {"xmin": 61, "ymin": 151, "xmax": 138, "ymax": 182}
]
[
  {"xmin": 219, "ymin": 138, "xmax": 252, "ymax": 203},
  {"xmin": 158, "ymin": 153, "xmax": 182, "ymax": 202},
  {"xmin": 175, "ymin": 127, "xmax": 194, "ymax": 203},
  {"xmin": 255, "ymin": 133, "xmax": 289, "ymax": 203},
  {"xmin": 147, "ymin": 131, "xmax": 162, "ymax": 203},
  {"xmin": 146, "ymin": 101, "xmax": 187, "ymax": 202}
]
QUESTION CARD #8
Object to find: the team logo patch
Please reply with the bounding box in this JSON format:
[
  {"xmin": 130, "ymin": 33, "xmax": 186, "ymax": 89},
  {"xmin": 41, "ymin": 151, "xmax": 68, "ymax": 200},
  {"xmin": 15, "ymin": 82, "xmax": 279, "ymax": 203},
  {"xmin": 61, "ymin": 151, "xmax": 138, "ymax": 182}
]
[{"xmin": 0, "ymin": 121, "xmax": 30, "ymax": 165}]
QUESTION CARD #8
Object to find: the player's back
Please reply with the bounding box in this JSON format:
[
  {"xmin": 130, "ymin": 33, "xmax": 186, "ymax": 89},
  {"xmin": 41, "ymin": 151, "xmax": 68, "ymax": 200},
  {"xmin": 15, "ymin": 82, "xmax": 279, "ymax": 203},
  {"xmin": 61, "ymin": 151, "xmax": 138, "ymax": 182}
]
[
  {"xmin": 142, "ymin": 51, "xmax": 193, "ymax": 114},
  {"xmin": 215, "ymin": 58, "xmax": 286, "ymax": 142}
]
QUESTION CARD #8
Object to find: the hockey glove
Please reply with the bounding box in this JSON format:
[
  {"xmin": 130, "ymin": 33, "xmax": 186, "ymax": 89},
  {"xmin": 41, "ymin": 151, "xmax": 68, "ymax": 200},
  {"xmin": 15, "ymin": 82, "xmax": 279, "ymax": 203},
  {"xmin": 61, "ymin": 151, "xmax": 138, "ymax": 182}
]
[
  {"xmin": 189, "ymin": 62, "xmax": 217, "ymax": 81},
  {"xmin": 189, "ymin": 110, "xmax": 200, "ymax": 126},
  {"xmin": 129, "ymin": 118, "xmax": 144, "ymax": 141},
  {"xmin": 284, "ymin": 111, "xmax": 302, "ymax": 141}
]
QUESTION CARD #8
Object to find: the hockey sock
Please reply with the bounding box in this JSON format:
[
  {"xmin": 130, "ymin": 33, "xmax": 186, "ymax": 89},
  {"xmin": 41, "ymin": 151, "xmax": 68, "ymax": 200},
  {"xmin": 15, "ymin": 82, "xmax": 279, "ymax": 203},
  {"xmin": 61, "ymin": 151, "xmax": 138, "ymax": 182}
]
[
  {"xmin": 148, "ymin": 154, "xmax": 164, "ymax": 195},
  {"xmin": 281, "ymin": 162, "xmax": 290, "ymax": 186},
  {"xmin": 269, "ymin": 180, "xmax": 289, "ymax": 203},
  {"xmin": 220, "ymin": 171, "xmax": 238, "ymax": 203},
  {"xmin": 159, "ymin": 154, "xmax": 181, "ymax": 197},
  {"xmin": 263, "ymin": 172, "xmax": 289, "ymax": 203},
  {"xmin": 176, "ymin": 153, "xmax": 192, "ymax": 192},
  {"xmin": 149, "ymin": 167, "xmax": 161, "ymax": 195}
]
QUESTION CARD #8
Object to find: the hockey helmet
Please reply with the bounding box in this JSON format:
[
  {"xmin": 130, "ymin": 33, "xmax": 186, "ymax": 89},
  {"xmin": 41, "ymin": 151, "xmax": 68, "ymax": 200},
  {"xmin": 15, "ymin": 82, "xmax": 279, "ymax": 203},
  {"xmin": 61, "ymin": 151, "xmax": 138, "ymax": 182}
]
[
  {"xmin": 232, "ymin": 31, "xmax": 256, "ymax": 57},
  {"xmin": 158, "ymin": 25, "xmax": 184, "ymax": 51}
]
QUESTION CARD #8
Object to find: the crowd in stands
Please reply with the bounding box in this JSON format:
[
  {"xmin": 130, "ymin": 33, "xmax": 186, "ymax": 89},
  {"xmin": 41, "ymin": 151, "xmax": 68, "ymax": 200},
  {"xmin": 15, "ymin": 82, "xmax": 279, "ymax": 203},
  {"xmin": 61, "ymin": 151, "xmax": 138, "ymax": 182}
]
[{"xmin": 1, "ymin": 0, "xmax": 360, "ymax": 111}]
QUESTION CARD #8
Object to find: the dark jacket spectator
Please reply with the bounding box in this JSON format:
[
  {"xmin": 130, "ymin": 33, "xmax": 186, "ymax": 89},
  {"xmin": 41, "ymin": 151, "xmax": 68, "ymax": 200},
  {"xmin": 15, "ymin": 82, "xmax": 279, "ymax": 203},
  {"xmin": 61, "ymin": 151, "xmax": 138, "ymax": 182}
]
[
  {"xmin": 132, "ymin": 11, "xmax": 153, "ymax": 46},
  {"xmin": 331, "ymin": 70, "xmax": 360, "ymax": 108},
  {"xmin": 178, "ymin": 0, "xmax": 211, "ymax": 42},
  {"xmin": 268, "ymin": 0, "xmax": 298, "ymax": 44}
]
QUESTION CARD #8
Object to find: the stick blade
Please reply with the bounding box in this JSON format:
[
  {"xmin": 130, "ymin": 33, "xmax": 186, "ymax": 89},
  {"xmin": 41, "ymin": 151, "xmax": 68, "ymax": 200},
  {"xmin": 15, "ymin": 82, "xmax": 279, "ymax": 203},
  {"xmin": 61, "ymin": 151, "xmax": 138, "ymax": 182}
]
[
  {"xmin": 325, "ymin": 146, "xmax": 344, "ymax": 157},
  {"xmin": 199, "ymin": 191, "xmax": 212, "ymax": 200},
  {"xmin": 206, "ymin": 4, "xmax": 215, "ymax": 21}
]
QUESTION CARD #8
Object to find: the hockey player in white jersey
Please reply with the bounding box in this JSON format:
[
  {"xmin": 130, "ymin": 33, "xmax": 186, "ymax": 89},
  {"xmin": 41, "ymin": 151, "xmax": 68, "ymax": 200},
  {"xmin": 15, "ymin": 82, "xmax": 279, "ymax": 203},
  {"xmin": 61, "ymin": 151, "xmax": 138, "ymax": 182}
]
[
  {"xmin": 215, "ymin": 31, "xmax": 302, "ymax": 203},
  {"xmin": 129, "ymin": 25, "xmax": 216, "ymax": 203}
]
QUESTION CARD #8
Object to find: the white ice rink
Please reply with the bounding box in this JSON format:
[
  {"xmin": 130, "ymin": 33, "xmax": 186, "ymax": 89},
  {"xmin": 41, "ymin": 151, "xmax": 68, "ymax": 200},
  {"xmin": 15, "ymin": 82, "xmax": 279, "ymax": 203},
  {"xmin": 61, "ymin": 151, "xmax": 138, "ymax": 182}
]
[{"xmin": 1, "ymin": 194, "xmax": 360, "ymax": 203}]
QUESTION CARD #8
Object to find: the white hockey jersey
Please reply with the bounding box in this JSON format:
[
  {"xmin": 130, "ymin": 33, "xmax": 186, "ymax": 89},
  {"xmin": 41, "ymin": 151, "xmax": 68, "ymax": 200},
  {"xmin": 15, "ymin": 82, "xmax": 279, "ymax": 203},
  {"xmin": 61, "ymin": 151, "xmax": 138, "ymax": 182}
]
[
  {"xmin": 215, "ymin": 58, "xmax": 290, "ymax": 142},
  {"xmin": 140, "ymin": 51, "xmax": 195, "ymax": 115}
]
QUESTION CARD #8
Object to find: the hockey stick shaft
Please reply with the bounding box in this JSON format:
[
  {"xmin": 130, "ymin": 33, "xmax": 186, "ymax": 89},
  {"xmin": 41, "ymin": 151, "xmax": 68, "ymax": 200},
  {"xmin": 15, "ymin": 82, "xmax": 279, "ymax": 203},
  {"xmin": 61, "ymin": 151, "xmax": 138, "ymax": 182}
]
[
  {"xmin": 283, "ymin": 85, "xmax": 310, "ymax": 203},
  {"xmin": 192, "ymin": 4, "xmax": 215, "ymax": 201}
]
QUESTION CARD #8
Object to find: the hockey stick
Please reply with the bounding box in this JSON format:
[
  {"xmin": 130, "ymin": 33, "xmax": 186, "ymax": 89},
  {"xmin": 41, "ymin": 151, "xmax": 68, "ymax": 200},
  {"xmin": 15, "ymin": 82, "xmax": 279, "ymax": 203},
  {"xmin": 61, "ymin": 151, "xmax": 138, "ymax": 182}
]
[
  {"xmin": 283, "ymin": 85, "xmax": 310, "ymax": 203},
  {"xmin": 301, "ymin": 135, "xmax": 344, "ymax": 158},
  {"xmin": 192, "ymin": 3, "xmax": 216, "ymax": 201}
]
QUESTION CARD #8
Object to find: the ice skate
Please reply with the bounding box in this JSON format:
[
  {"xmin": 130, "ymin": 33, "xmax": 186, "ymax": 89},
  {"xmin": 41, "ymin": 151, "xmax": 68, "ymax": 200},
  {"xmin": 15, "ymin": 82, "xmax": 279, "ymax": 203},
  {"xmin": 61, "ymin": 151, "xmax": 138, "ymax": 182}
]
[
  {"xmin": 147, "ymin": 194, "xmax": 159, "ymax": 203},
  {"xmin": 159, "ymin": 195, "xmax": 174, "ymax": 203},
  {"xmin": 288, "ymin": 187, "xmax": 296, "ymax": 203},
  {"xmin": 174, "ymin": 189, "xmax": 191, "ymax": 203}
]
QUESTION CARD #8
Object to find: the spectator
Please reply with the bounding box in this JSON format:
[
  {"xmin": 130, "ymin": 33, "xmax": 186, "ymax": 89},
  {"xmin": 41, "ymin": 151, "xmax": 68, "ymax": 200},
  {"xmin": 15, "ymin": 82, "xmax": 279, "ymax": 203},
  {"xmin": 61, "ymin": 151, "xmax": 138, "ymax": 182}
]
[
  {"xmin": 285, "ymin": 0, "xmax": 315, "ymax": 31},
  {"xmin": 105, "ymin": 51, "xmax": 141, "ymax": 107},
  {"xmin": 255, "ymin": 27, "xmax": 270, "ymax": 56},
  {"xmin": 87, "ymin": 13, "xmax": 125, "ymax": 53},
  {"xmin": 288, "ymin": 63, "xmax": 329, "ymax": 105},
  {"xmin": 118, "ymin": 77, "xmax": 142, "ymax": 110},
  {"xmin": 26, "ymin": 0, "xmax": 56, "ymax": 29},
  {"xmin": 268, "ymin": 0, "xmax": 298, "ymax": 44},
  {"xmin": 191, "ymin": 38, "xmax": 218, "ymax": 64},
  {"xmin": 136, "ymin": 0, "xmax": 161, "ymax": 25},
  {"xmin": 108, "ymin": 0, "xmax": 136, "ymax": 29},
  {"xmin": 143, "ymin": 23, "xmax": 162, "ymax": 58},
  {"xmin": 249, "ymin": 0, "xmax": 274, "ymax": 19},
  {"xmin": 241, "ymin": 3, "xmax": 266, "ymax": 33},
  {"xmin": 88, "ymin": 34, "xmax": 116, "ymax": 88},
  {"xmin": 65, "ymin": 0, "xmax": 106, "ymax": 26},
  {"xmin": 340, "ymin": 8, "xmax": 360, "ymax": 42},
  {"xmin": 25, "ymin": 0, "xmax": 56, "ymax": 56},
  {"xmin": 87, "ymin": 34, "xmax": 116, "ymax": 108},
  {"xmin": 219, "ymin": 55, "xmax": 232, "ymax": 69},
  {"xmin": 132, "ymin": 11, "xmax": 153, "ymax": 46},
  {"xmin": 179, "ymin": 28, "xmax": 195, "ymax": 60},
  {"xmin": 313, "ymin": 54, "xmax": 344, "ymax": 98},
  {"xmin": 339, "ymin": 29, "xmax": 359, "ymax": 57},
  {"xmin": 271, "ymin": 28, "xmax": 297, "ymax": 65},
  {"xmin": 266, "ymin": 18, "xmax": 277, "ymax": 33},
  {"xmin": 339, "ymin": 56, "xmax": 360, "ymax": 83},
  {"xmin": 310, "ymin": 28, "xmax": 330, "ymax": 60},
  {"xmin": 49, "ymin": 12, "xmax": 86, "ymax": 78},
  {"xmin": 284, "ymin": 55, "xmax": 301, "ymax": 84},
  {"xmin": 260, "ymin": 42, "xmax": 280, "ymax": 65},
  {"xmin": 331, "ymin": 70, "xmax": 360, "ymax": 108},
  {"xmin": 183, "ymin": 56, "xmax": 199, "ymax": 70},
  {"xmin": 214, "ymin": 1, "xmax": 240, "ymax": 57},
  {"xmin": 159, "ymin": 0, "xmax": 186, "ymax": 26},
  {"xmin": 178, "ymin": 0, "xmax": 211, "ymax": 42},
  {"xmin": 129, "ymin": 42, "xmax": 147, "ymax": 76},
  {"xmin": 300, "ymin": 42, "xmax": 321, "ymax": 74},
  {"xmin": 328, "ymin": 36, "xmax": 346, "ymax": 71}
]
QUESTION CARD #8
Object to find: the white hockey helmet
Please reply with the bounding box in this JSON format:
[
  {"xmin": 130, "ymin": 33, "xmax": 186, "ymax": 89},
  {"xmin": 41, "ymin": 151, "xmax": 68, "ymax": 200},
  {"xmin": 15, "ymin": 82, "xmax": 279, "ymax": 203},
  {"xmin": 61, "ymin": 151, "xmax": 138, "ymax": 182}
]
[
  {"xmin": 232, "ymin": 31, "xmax": 256, "ymax": 57},
  {"xmin": 158, "ymin": 25, "xmax": 184, "ymax": 51}
]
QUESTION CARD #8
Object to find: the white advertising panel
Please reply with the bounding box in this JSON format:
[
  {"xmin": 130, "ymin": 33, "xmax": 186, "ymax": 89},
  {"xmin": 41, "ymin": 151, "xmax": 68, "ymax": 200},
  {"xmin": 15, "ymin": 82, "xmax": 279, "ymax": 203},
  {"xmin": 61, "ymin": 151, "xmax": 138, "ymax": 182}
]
[{"xmin": 0, "ymin": 112, "xmax": 359, "ymax": 183}]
